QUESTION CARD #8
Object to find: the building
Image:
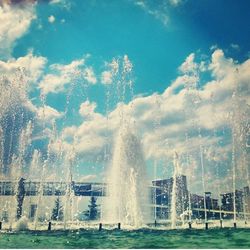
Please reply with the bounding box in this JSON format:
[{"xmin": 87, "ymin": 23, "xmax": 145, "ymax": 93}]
[
  {"xmin": 0, "ymin": 179, "xmax": 105, "ymax": 222},
  {"xmin": 221, "ymin": 190, "xmax": 243, "ymax": 212},
  {"xmin": 191, "ymin": 192, "xmax": 219, "ymax": 219},
  {"xmin": 221, "ymin": 189, "xmax": 244, "ymax": 219},
  {"xmin": 243, "ymin": 186, "xmax": 250, "ymax": 218},
  {"xmin": 152, "ymin": 175, "xmax": 188, "ymax": 219}
]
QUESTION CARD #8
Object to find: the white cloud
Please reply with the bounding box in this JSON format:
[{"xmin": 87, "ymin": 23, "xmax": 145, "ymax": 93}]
[
  {"xmin": 179, "ymin": 53, "xmax": 198, "ymax": 74},
  {"xmin": 179, "ymin": 52, "xmax": 208, "ymax": 75},
  {"xmin": 51, "ymin": 59, "xmax": 84, "ymax": 73},
  {"xmin": 134, "ymin": 1, "xmax": 169, "ymax": 27},
  {"xmin": 0, "ymin": 3, "xmax": 36, "ymax": 58},
  {"xmin": 0, "ymin": 52, "xmax": 47, "ymax": 83},
  {"xmin": 61, "ymin": 126, "xmax": 78, "ymax": 139},
  {"xmin": 83, "ymin": 67, "xmax": 97, "ymax": 84},
  {"xmin": 48, "ymin": 15, "xmax": 55, "ymax": 23},
  {"xmin": 0, "ymin": 52, "xmax": 47, "ymax": 117},
  {"xmin": 100, "ymin": 56, "xmax": 132, "ymax": 85},
  {"xmin": 134, "ymin": 0, "xmax": 183, "ymax": 26},
  {"xmin": 36, "ymin": 105, "xmax": 63, "ymax": 121},
  {"xmin": 163, "ymin": 75, "xmax": 199, "ymax": 97},
  {"xmin": 52, "ymin": 102, "xmax": 109, "ymax": 159},
  {"xmin": 101, "ymin": 58, "xmax": 120, "ymax": 85},
  {"xmin": 39, "ymin": 59, "xmax": 85, "ymax": 94},
  {"xmin": 79, "ymin": 100, "xmax": 98, "ymax": 119},
  {"xmin": 209, "ymin": 49, "xmax": 236, "ymax": 79},
  {"xmin": 39, "ymin": 57, "xmax": 97, "ymax": 94}
]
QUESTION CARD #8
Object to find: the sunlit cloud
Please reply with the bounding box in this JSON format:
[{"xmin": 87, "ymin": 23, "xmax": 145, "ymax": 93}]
[{"xmin": 0, "ymin": 3, "xmax": 36, "ymax": 58}]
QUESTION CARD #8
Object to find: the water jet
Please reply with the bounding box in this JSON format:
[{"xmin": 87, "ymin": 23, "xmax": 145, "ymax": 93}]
[{"xmin": 103, "ymin": 126, "xmax": 150, "ymax": 228}]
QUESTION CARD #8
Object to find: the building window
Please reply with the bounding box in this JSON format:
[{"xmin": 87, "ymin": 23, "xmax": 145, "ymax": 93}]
[
  {"xmin": 2, "ymin": 211, "xmax": 8, "ymax": 222},
  {"xmin": 30, "ymin": 204, "xmax": 37, "ymax": 219}
]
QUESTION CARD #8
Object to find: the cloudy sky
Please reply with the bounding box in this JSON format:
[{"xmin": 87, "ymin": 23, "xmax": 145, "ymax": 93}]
[{"xmin": 0, "ymin": 0, "xmax": 249, "ymax": 195}]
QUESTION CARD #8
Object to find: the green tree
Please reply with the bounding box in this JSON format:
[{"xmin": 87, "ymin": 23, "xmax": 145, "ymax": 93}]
[
  {"xmin": 51, "ymin": 196, "xmax": 63, "ymax": 221},
  {"xmin": 84, "ymin": 196, "xmax": 100, "ymax": 220},
  {"xmin": 16, "ymin": 177, "xmax": 25, "ymax": 220}
]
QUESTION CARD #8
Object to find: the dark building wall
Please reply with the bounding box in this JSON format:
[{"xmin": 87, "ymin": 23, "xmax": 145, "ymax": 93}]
[
  {"xmin": 221, "ymin": 190, "xmax": 244, "ymax": 213},
  {"xmin": 244, "ymin": 186, "xmax": 250, "ymax": 214},
  {"xmin": 152, "ymin": 175, "xmax": 188, "ymax": 219}
]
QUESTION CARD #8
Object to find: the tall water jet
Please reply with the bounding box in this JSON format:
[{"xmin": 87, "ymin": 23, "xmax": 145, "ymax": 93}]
[
  {"xmin": 103, "ymin": 126, "xmax": 150, "ymax": 228},
  {"xmin": 0, "ymin": 126, "xmax": 3, "ymax": 173},
  {"xmin": 63, "ymin": 145, "xmax": 76, "ymax": 230},
  {"xmin": 171, "ymin": 152, "xmax": 181, "ymax": 229},
  {"xmin": 199, "ymin": 142, "xmax": 207, "ymax": 224},
  {"xmin": 8, "ymin": 121, "xmax": 33, "ymax": 229},
  {"xmin": 33, "ymin": 123, "xmax": 55, "ymax": 230}
]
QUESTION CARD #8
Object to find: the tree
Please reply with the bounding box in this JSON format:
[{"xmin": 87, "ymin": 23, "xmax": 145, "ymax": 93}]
[
  {"xmin": 84, "ymin": 196, "xmax": 100, "ymax": 220},
  {"xmin": 16, "ymin": 177, "xmax": 25, "ymax": 220},
  {"xmin": 51, "ymin": 196, "xmax": 63, "ymax": 221}
]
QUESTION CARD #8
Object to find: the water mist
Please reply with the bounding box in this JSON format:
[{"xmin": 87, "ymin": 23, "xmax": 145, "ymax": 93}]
[{"xmin": 103, "ymin": 125, "xmax": 150, "ymax": 228}]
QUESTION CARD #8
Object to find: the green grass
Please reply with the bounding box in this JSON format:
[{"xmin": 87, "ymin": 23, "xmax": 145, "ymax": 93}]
[{"xmin": 0, "ymin": 228, "xmax": 250, "ymax": 249}]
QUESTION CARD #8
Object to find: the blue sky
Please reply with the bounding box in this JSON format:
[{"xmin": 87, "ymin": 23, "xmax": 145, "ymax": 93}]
[
  {"xmin": 0, "ymin": 0, "xmax": 249, "ymax": 194},
  {"xmin": 12, "ymin": 0, "xmax": 250, "ymax": 117},
  {"xmin": 14, "ymin": 0, "xmax": 250, "ymax": 94}
]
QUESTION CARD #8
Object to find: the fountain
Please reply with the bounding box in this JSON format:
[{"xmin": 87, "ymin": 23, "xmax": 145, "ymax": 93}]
[
  {"xmin": 103, "ymin": 125, "xmax": 150, "ymax": 228},
  {"xmin": 171, "ymin": 152, "xmax": 180, "ymax": 229},
  {"xmin": 15, "ymin": 216, "xmax": 29, "ymax": 231},
  {"xmin": 0, "ymin": 54, "xmax": 249, "ymax": 233}
]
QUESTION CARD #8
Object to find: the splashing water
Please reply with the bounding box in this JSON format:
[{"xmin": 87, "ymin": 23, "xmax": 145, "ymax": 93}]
[
  {"xmin": 15, "ymin": 216, "xmax": 29, "ymax": 231},
  {"xmin": 171, "ymin": 152, "xmax": 180, "ymax": 229},
  {"xmin": 103, "ymin": 126, "xmax": 150, "ymax": 228}
]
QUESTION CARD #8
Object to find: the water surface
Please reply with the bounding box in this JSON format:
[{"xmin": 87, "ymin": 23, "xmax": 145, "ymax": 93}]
[{"xmin": 0, "ymin": 228, "xmax": 250, "ymax": 248}]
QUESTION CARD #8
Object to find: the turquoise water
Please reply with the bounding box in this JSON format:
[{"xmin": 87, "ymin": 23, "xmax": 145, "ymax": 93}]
[{"xmin": 0, "ymin": 228, "xmax": 250, "ymax": 249}]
